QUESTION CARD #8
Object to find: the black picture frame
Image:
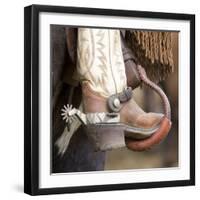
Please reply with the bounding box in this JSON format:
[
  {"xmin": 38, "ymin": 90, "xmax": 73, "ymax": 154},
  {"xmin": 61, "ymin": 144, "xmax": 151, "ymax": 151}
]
[{"xmin": 24, "ymin": 4, "xmax": 195, "ymax": 195}]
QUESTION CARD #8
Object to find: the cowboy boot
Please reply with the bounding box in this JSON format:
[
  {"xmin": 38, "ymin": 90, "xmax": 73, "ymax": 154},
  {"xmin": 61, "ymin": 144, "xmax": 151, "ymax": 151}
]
[
  {"xmin": 75, "ymin": 29, "xmax": 170, "ymax": 150},
  {"xmin": 62, "ymin": 28, "xmax": 171, "ymax": 151},
  {"xmin": 120, "ymin": 33, "xmax": 172, "ymax": 151}
]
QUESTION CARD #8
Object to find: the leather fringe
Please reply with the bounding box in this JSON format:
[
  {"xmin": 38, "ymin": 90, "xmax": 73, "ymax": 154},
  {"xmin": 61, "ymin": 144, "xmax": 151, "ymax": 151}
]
[{"xmin": 125, "ymin": 30, "xmax": 174, "ymax": 82}]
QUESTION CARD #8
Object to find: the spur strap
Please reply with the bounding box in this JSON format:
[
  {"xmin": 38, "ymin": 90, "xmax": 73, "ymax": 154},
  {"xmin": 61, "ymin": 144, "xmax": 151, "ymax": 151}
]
[{"xmin": 107, "ymin": 87, "xmax": 132, "ymax": 112}]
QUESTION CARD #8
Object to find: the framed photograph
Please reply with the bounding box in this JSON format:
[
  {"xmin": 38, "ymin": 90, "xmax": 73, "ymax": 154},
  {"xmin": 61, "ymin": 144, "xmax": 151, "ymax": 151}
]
[{"xmin": 24, "ymin": 4, "xmax": 195, "ymax": 195}]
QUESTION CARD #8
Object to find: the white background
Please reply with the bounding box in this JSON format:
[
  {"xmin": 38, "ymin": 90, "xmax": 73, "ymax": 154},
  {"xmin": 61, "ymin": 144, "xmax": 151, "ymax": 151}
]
[{"xmin": 0, "ymin": 0, "xmax": 199, "ymax": 199}]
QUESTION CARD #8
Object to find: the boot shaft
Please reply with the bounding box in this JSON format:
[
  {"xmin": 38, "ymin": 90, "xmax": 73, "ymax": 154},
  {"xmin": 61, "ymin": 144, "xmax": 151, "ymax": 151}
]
[{"xmin": 77, "ymin": 28, "xmax": 127, "ymax": 97}]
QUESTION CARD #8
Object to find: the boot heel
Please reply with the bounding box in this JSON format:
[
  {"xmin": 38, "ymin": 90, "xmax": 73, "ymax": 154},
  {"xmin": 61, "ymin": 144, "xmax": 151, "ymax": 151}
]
[{"xmin": 84, "ymin": 124, "xmax": 125, "ymax": 151}]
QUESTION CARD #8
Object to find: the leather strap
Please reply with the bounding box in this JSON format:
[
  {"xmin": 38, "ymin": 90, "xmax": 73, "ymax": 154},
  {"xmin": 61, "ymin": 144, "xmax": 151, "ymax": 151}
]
[{"xmin": 107, "ymin": 87, "xmax": 132, "ymax": 112}]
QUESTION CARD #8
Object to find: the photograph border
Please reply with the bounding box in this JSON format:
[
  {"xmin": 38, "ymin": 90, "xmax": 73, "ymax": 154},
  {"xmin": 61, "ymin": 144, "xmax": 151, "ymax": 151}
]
[{"xmin": 24, "ymin": 4, "xmax": 195, "ymax": 195}]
